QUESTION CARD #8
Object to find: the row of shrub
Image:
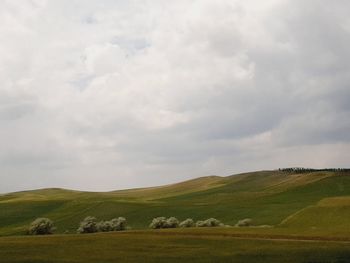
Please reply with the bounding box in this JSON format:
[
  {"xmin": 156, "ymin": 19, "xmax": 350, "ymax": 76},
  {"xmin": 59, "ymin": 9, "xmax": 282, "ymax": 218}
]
[
  {"xmin": 278, "ymin": 167, "xmax": 350, "ymax": 173},
  {"xmin": 28, "ymin": 216, "xmax": 127, "ymax": 235},
  {"xmin": 149, "ymin": 217, "xmax": 224, "ymax": 229},
  {"xmin": 149, "ymin": 217, "xmax": 253, "ymax": 229},
  {"xmin": 28, "ymin": 216, "xmax": 253, "ymax": 235},
  {"xmin": 77, "ymin": 216, "xmax": 127, "ymax": 233}
]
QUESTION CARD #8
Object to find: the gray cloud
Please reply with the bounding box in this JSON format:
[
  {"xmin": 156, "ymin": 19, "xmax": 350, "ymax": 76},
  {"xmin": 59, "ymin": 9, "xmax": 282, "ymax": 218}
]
[{"xmin": 0, "ymin": 0, "xmax": 349, "ymax": 193}]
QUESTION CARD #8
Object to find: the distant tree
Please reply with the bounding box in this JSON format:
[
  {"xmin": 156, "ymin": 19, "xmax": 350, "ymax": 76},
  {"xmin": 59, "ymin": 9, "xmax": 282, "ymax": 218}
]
[
  {"xmin": 278, "ymin": 167, "xmax": 350, "ymax": 174},
  {"xmin": 111, "ymin": 217, "xmax": 127, "ymax": 231},
  {"xmin": 149, "ymin": 217, "xmax": 179, "ymax": 229},
  {"xmin": 179, "ymin": 218, "xmax": 195, "ymax": 228},
  {"xmin": 77, "ymin": 216, "xmax": 98, "ymax": 234},
  {"xmin": 149, "ymin": 217, "xmax": 167, "ymax": 229},
  {"xmin": 91, "ymin": 217, "xmax": 128, "ymax": 232},
  {"xmin": 196, "ymin": 218, "xmax": 223, "ymax": 227},
  {"xmin": 204, "ymin": 218, "xmax": 223, "ymax": 227},
  {"xmin": 165, "ymin": 217, "xmax": 179, "ymax": 228},
  {"xmin": 28, "ymin": 218, "xmax": 55, "ymax": 235},
  {"xmin": 195, "ymin": 220, "xmax": 206, "ymax": 227},
  {"xmin": 97, "ymin": 220, "xmax": 114, "ymax": 232},
  {"xmin": 235, "ymin": 218, "xmax": 253, "ymax": 227}
]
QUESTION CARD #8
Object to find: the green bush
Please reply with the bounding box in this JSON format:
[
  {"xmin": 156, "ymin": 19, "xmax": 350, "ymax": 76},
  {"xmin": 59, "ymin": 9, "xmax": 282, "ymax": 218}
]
[
  {"xmin": 195, "ymin": 220, "xmax": 206, "ymax": 227},
  {"xmin": 97, "ymin": 220, "xmax": 114, "ymax": 232},
  {"xmin": 179, "ymin": 218, "xmax": 195, "ymax": 228},
  {"xmin": 110, "ymin": 217, "xmax": 127, "ymax": 231},
  {"xmin": 77, "ymin": 216, "xmax": 98, "ymax": 234},
  {"xmin": 79, "ymin": 217, "xmax": 128, "ymax": 233},
  {"xmin": 196, "ymin": 218, "xmax": 223, "ymax": 227},
  {"xmin": 149, "ymin": 217, "xmax": 179, "ymax": 229},
  {"xmin": 235, "ymin": 218, "xmax": 253, "ymax": 227},
  {"xmin": 28, "ymin": 218, "xmax": 55, "ymax": 235},
  {"xmin": 149, "ymin": 217, "xmax": 167, "ymax": 229},
  {"xmin": 165, "ymin": 217, "xmax": 179, "ymax": 228}
]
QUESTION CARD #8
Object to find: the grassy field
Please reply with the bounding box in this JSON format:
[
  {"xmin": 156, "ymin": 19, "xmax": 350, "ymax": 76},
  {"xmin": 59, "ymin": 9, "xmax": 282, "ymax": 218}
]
[
  {"xmin": 1, "ymin": 170, "xmax": 350, "ymax": 236},
  {"xmin": 1, "ymin": 170, "xmax": 350, "ymax": 262},
  {"xmin": 1, "ymin": 228, "xmax": 350, "ymax": 263}
]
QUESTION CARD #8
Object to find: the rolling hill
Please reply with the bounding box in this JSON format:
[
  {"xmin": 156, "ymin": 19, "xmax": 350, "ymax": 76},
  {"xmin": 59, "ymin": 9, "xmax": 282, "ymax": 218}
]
[{"xmin": 1, "ymin": 169, "xmax": 350, "ymax": 236}]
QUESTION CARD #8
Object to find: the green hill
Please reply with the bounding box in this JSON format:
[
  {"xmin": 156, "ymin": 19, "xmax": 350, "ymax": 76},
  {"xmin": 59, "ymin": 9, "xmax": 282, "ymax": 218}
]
[
  {"xmin": 1, "ymin": 170, "xmax": 350, "ymax": 236},
  {"xmin": 280, "ymin": 196, "xmax": 350, "ymax": 233}
]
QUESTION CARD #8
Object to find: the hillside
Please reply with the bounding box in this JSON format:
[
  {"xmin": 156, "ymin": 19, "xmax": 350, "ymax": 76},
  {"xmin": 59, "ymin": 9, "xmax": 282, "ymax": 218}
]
[{"xmin": 1, "ymin": 170, "xmax": 350, "ymax": 236}]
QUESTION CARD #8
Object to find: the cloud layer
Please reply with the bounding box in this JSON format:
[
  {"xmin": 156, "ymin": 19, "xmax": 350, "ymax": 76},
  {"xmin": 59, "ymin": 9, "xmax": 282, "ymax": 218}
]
[{"xmin": 1, "ymin": 0, "xmax": 349, "ymax": 192}]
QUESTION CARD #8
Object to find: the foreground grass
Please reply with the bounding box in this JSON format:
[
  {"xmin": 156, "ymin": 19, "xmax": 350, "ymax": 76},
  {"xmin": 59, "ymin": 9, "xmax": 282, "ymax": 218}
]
[{"xmin": 0, "ymin": 229, "xmax": 350, "ymax": 263}]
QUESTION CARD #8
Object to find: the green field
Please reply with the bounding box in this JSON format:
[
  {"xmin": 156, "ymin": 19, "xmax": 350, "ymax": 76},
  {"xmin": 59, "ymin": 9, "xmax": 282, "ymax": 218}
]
[
  {"xmin": 1, "ymin": 229, "xmax": 350, "ymax": 263},
  {"xmin": 2, "ymin": 170, "xmax": 350, "ymax": 236},
  {"xmin": 1, "ymin": 170, "xmax": 350, "ymax": 262}
]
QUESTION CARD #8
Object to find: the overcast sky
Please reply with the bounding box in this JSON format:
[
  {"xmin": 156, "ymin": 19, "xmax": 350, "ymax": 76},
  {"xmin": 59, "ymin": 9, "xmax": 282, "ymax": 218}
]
[{"xmin": 0, "ymin": 0, "xmax": 349, "ymax": 193}]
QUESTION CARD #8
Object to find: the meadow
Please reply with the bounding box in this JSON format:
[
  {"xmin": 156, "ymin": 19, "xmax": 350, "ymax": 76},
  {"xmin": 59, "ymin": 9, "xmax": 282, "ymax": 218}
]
[
  {"xmin": 1, "ymin": 229, "xmax": 350, "ymax": 263},
  {"xmin": 1, "ymin": 170, "xmax": 350, "ymax": 262}
]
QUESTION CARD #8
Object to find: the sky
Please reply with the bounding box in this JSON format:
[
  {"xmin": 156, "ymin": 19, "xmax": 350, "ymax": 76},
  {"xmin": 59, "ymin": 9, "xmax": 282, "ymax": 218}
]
[{"xmin": 0, "ymin": 0, "xmax": 349, "ymax": 193}]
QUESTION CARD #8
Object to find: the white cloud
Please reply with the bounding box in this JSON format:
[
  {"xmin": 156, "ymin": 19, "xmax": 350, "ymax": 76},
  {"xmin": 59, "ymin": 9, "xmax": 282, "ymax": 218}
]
[{"xmin": 0, "ymin": 0, "xmax": 349, "ymax": 192}]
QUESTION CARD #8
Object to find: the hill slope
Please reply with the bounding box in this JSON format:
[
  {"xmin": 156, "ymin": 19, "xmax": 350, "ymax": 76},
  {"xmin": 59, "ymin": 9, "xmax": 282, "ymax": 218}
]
[{"xmin": 1, "ymin": 170, "xmax": 350, "ymax": 236}]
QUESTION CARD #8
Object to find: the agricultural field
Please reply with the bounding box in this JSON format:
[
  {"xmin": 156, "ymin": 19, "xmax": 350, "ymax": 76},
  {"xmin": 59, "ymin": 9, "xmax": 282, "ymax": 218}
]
[
  {"xmin": 1, "ymin": 170, "xmax": 350, "ymax": 262},
  {"xmin": 2, "ymin": 170, "xmax": 350, "ymax": 235},
  {"xmin": 1, "ymin": 229, "xmax": 350, "ymax": 263}
]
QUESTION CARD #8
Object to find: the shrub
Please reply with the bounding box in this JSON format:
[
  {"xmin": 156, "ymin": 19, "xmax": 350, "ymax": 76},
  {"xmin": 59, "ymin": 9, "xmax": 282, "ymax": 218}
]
[
  {"xmin": 82, "ymin": 217, "xmax": 127, "ymax": 233},
  {"xmin": 77, "ymin": 216, "xmax": 98, "ymax": 233},
  {"xmin": 149, "ymin": 217, "xmax": 179, "ymax": 229},
  {"xmin": 195, "ymin": 220, "xmax": 206, "ymax": 227},
  {"xmin": 165, "ymin": 217, "xmax": 179, "ymax": 228},
  {"xmin": 149, "ymin": 217, "xmax": 167, "ymax": 229},
  {"xmin": 205, "ymin": 218, "xmax": 223, "ymax": 227},
  {"xmin": 179, "ymin": 218, "xmax": 195, "ymax": 228},
  {"xmin": 235, "ymin": 218, "xmax": 253, "ymax": 227},
  {"xmin": 97, "ymin": 220, "xmax": 114, "ymax": 232},
  {"xmin": 196, "ymin": 218, "xmax": 223, "ymax": 227},
  {"xmin": 28, "ymin": 218, "xmax": 55, "ymax": 235},
  {"xmin": 111, "ymin": 217, "xmax": 127, "ymax": 231}
]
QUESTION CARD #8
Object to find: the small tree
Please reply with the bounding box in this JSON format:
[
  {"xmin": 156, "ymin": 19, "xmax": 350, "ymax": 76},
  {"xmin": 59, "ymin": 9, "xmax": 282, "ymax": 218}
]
[
  {"xmin": 179, "ymin": 218, "xmax": 195, "ymax": 228},
  {"xmin": 235, "ymin": 218, "xmax": 253, "ymax": 227},
  {"xmin": 28, "ymin": 218, "xmax": 55, "ymax": 235},
  {"xmin": 196, "ymin": 218, "xmax": 223, "ymax": 227},
  {"xmin": 149, "ymin": 217, "xmax": 167, "ymax": 229},
  {"xmin": 111, "ymin": 217, "xmax": 127, "ymax": 231},
  {"xmin": 165, "ymin": 217, "xmax": 179, "ymax": 228},
  {"xmin": 77, "ymin": 216, "xmax": 98, "ymax": 234},
  {"xmin": 90, "ymin": 217, "xmax": 128, "ymax": 233},
  {"xmin": 195, "ymin": 220, "xmax": 206, "ymax": 227},
  {"xmin": 149, "ymin": 217, "xmax": 180, "ymax": 229},
  {"xmin": 205, "ymin": 218, "xmax": 223, "ymax": 227},
  {"xmin": 97, "ymin": 220, "xmax": 114, "ymax": 232}
]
